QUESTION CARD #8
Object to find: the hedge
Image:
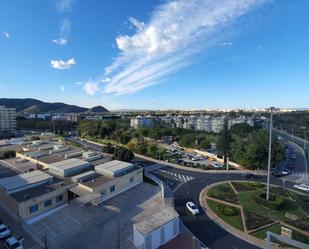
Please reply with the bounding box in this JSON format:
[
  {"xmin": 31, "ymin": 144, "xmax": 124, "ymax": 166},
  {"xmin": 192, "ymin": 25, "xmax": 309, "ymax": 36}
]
[{"xmin": 253, "ymin": 191, "xmax": 285, "ymax": 210}]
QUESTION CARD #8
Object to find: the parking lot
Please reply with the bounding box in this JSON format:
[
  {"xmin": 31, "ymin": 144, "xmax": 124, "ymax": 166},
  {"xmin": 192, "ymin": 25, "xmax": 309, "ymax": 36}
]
[
  {"xmin": 29, "ymin": 183, "xmax": 163, "ymax": 249},
  {"xmin": 161, "ymin": 143, "xmax": 224, "ymax": 169}
]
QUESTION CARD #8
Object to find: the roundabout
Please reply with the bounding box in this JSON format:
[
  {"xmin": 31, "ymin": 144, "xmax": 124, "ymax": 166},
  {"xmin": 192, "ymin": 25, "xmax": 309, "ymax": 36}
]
[{"xmin": 200, "ymin": 181, "xmax": 309, "ymax": 248}]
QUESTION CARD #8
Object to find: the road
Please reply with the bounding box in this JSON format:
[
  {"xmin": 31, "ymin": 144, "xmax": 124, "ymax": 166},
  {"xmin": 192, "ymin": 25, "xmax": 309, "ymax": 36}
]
[
  {"xmin": 68, "ymin": 137, "xmax": 307, "ymax": 249},
  {"xmin": 151, "ymin": 166, "xmax": 299, "ymax": 249}
]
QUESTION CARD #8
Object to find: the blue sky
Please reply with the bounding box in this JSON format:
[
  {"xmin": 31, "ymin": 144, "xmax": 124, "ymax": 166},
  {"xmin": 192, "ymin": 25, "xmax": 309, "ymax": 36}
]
[{"xmin": 0, "ymin": 0, "xmax": 308, "ymax": 110}]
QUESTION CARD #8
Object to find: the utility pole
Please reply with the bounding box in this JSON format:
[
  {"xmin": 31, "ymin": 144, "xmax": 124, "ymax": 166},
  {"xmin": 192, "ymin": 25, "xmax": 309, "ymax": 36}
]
[{"xmin": 266, "ymin": 107, "xmax": 274, "ymax": 201}]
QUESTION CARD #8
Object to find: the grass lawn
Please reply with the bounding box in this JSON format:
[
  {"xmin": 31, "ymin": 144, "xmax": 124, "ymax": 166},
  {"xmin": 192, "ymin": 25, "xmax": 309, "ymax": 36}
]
[
  {"xmin": 252, "ymin": 223, "xmax": 309, "ymax": 245},
  {"xmin": 207, "ymin": 199, "xmax": 244, "ymax": 231},
  {"xmin": 239, "ymin": 190, "xmax": 306, "ymax": 223},
  {"xmin": 208, "ymin": 182, "xmax": 239, "ymax": 204}
]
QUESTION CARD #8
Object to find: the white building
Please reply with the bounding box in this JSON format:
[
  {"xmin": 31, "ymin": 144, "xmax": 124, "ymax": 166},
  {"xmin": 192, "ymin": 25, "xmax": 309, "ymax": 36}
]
[
  {"xmin": 131, "ymin": 116, "xmax": 154, "ymax": 129},
  {"xmin": 0, "ymin": 106, "xmax": 16, "ymax": 139},
  {"xmin": 133, "ymin": 207, "xmax": 179, "ymax": 249}
]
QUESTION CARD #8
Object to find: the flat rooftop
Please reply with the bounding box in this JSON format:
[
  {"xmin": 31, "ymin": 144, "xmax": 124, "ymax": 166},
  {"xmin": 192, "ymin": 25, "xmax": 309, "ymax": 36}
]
[
  {"xmin": 10, "ymin": 177, "xmax": 72, "ymax": 203},
  {"xmin": 134, "ymin": 207, "xmax": 179, "ymax": 236},
  {"xmin": 79, "ymin": 173, "xmax": 113, "ymax": 188},
  {"xmin": 95, "ymin": 160, "xmax": 135, "ymax": 177},
  {"xmin": 0, "ymin": 163, "xmax": 18, "ymax": 179},
  {"xmin": 0, "ymin": 170, "xmax": 53, "ymax": 193},
  {"xmin": 48, "ymin": 158, "xmax": 89, "ymax": 170}
]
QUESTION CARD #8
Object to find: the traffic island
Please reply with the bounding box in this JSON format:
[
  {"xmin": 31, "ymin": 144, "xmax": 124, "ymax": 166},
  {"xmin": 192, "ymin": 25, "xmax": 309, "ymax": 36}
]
[{"xmin": 199, "ymin": 181, "xmax": 309, "ymax": 248}]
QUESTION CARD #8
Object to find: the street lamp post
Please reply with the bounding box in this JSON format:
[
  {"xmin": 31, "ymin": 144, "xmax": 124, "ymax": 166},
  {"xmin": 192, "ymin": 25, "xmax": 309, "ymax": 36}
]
[{"xmin": 266, "ymin": 107, "xmax": 274, "ymax": 201}]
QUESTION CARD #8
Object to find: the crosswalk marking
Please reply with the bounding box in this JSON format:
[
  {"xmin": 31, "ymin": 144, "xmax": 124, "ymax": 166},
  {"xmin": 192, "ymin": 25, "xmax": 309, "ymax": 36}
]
[{"xmin": 158, "ymin": 170, "xmax": 194, "ymax": 182}]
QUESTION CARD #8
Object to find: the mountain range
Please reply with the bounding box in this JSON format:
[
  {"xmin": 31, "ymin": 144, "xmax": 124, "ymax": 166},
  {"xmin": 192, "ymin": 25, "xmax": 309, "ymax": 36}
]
[{"xmin": 0, "ymin": 98, "xmax": 109, "ymax": 113}]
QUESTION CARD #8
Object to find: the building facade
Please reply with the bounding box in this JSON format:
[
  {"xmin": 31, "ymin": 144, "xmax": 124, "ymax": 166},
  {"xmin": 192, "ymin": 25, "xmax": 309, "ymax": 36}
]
[{"xmin": 0, "ymin": 106, "xmax": 16, "ymax": 139}]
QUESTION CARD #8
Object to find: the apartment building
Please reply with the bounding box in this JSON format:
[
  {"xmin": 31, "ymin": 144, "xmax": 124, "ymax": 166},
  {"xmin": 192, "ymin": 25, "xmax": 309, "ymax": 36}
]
[
  {"xmin": 131, "ymin": 115, "xmax": 154, "ymax": 129},
  {"xmin": 0, "ymin": 106, "xmax": 16, "ymax": 139}
]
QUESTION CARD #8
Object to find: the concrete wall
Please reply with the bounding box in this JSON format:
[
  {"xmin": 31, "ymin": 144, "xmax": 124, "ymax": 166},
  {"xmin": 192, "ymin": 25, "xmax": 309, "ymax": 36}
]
[
  {"xmin": 18, "ymin": 186, "xmax": 70, "ymax": 220},
  {"xmin": 0, "ymin": 187, "xmax": 19, "ymax": 218}
]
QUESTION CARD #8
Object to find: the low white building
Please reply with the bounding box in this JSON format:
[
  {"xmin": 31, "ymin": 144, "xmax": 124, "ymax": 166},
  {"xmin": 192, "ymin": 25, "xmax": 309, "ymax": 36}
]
[{"xmin": 133, "ymin": 207, "xmax": 179, "ymax": 249}]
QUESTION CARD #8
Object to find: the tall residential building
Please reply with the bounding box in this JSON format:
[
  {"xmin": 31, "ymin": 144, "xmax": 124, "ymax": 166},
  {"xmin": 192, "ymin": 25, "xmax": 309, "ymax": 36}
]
[
  {"xmin": 0, "ymin": 106, "xmax": 17, "ymax": 138},
  {"xmin": 130, "ymin": 115, "xmax": 154, "ymax": 129}
]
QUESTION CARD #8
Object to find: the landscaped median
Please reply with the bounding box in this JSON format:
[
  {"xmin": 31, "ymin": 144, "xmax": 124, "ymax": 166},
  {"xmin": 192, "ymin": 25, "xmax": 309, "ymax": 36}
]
[{"xmin": 200, "ymin": 181, "xmax": 309, "ymax": 248}]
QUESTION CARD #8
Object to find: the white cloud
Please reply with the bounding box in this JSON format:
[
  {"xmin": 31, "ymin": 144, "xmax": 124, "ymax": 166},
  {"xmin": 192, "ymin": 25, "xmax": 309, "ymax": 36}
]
[
  {"xmin": 56, "ymin": 0, "xmax": 74, "ymax": 12},
  {"xmin": 83, "ymin": 80, "xmax": 100, "ymax": 95},
  {"xmin": 1, "ymin": 30, "xmax": 10, "ymax": 39},
  {"xmin": 50, "ymin": 58, "xmax": 76, "ymax": 70},
  {"xmin": 76, "ymin": 81, "xmax": 83, "ymax": 85},
  {"xmin": 100, "ymin": 0, "xmax": 268, "ymax": 95},
  {"xmin": 220, "ymin": 41, "xmax": 233, "ymax": 46},
  {"xmin": 53, "ymin": 19, "xmax": 71, "ymax": 46},
  {"xmin": 60, "ymin": 85, "xmax": 65, "ymax": 92}
]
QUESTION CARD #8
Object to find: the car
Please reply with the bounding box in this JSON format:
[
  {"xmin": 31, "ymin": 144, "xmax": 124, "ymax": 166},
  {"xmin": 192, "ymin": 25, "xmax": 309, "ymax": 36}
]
[
  {"xmin": 293, "ymin": 184, "xmax": 309, "ymax": 192},
  {"xmin": 271, "ymin": 171, "xmax": 282, "ymax": 177},
  {"xmin": 212, "ymin": 162, "xmax": 220, "ymax": 168},
  {"xmin": 186, "ymin": 201, "xmax": 200, "ymax": 215},
  {"xmin": 0, "ymin": 224, "xmax": 11, "ymax": 239},
  {"xmin": 281, "ymin": 169, "xmax": 290, "ymax": 176},
  {"xmin": 4, "ymin": 236, "xmax": 24, "ymax": 249},
  {"xmin": 244, "ymin": 173, "xmax": 256, "ymax": 179},
  {"xmin": 291, "ymin": 154, "xmax": 296, "ymax": 159}
]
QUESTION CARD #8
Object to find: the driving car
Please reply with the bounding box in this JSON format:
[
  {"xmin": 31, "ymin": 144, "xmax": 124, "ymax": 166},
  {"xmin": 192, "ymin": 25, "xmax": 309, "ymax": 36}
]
[
  {"xmin": 0, "ymin": 224, "xmax": 11, "ymax": 239},
  {"xmin": 244, "ymin": 173, "xmax": 256, "ymax": 179},
  {"xmin": 186, "ymin": 201, "xmax": 200, "ymax": 215},
  {"xmin": 293, "ymin": 184, "xmax": 309, "ymax": 192},
  {"xmin": 271, "ymin": 171, "xmax": 282, "ymax": 177},
  {"xmin": 281, "ymin": 169, "xmax": 290, "ymax": 176},
  {"xmin": 4, "ymin": 236, "xmax": 24, "ymax": 249}
]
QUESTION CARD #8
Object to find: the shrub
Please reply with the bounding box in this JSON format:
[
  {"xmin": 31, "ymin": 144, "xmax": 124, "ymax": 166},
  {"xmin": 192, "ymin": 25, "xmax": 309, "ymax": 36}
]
[
  {"xmin": 218, "ymin": 204, "xmax": 238, "ymax": 216},
  {"xmin": 0, "ymin": 150, "xmax": 16, "ymax": 159},
  {"xmin": 253, "ymin": 191, "xmax": 285, "ymax": 210}
]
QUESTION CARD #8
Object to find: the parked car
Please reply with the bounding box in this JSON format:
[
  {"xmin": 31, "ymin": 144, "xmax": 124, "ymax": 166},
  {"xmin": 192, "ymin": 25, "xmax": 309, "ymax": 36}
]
[
  {"xmin": 3, "ymin": 236, "xmax": 24, "ymax": 249},
  {"xmin": 186, "ymin": 201, "xmax": 200, "ymax": 215},
  {"xmin": 281, "ymin": 169, "xmax": 290, "ymax": 176},
  {"xmin": 0, "ymin": 224, "xmax": 11, "ymax": 239},
  {"xmin": 293, "ymin": 184, "xmax": 309, "ymax": 192},
  {"xmin": 212, "ymin": 163, "xmax": 220, "ymax": 168}
]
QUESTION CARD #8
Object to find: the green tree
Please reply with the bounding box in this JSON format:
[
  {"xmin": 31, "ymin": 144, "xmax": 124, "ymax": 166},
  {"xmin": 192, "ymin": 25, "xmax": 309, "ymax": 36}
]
[{"xmin": 217, "ymin": 118, "xmax": 232, "ymax": 164}]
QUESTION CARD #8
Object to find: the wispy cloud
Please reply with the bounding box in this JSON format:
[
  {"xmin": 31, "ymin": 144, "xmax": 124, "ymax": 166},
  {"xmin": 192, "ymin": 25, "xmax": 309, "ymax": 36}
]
[
  {"xmin": 52, "ymin": 19, "xmax": 71, "ymax": 46},
  {"xmin": 56, "ymin": 0, "xmax": 74, "ymax": 12},
  {"xmin": 99, "ymin": 0, "xmax": 268, "ymax": 95},
  {"xmin": 83, "ymin": 80, "xmax": 100, "ymax": 95},
  {"xmin": 60, "ymin": 85, "xmax": 65, "ymax": 92},
  {"xmin": 50, "ymin": 58, "xmax": 76, "ymax": 70},
  {"xmin": 1, "ymin": 30, "xmax": 10, "ymax": 39},
  {"xmin": 76, "ymin": 81, "xmax": 83, "ymax": 85}
]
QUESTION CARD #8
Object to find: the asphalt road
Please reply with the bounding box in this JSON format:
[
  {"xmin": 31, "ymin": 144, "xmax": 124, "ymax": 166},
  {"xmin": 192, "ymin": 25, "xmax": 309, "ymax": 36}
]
[{"xmin": 151, "ymin": 167, "xmax": 298, "ymax": 249}]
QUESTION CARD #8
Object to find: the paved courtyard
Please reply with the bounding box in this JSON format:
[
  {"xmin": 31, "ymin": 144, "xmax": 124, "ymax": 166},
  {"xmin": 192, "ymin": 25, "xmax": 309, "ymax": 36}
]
[{"xmin": 30, "ymin": 183, "xmax": 163, "ymax": 249}]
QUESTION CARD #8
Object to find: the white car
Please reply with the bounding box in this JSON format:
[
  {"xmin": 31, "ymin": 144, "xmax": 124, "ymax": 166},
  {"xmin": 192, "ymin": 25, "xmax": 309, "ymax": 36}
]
[
  {"xmin": 186, "ymin": 201, "xmax": 200, "ymax": 215},
  {"xmin": 281, "ymin": 169, "xmax": 290, "ymax": 176},
  {"xmin": 4, "ymin": 236, "xmax": 24, "ymax": 249},
  {"xmin": 0, "ymin": 224, "xmax": 11, "ymax": 239},
  {"xmin": 294, "ymin": 184, "xmax": 309, "ymax": 192}
]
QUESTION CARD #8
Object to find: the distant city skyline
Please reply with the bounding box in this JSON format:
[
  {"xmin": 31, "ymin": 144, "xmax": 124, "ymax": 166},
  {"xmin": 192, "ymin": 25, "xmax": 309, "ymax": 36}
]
[{"xmin": 0, "ymin": 0, "xmax": 309, "ymax": 110}]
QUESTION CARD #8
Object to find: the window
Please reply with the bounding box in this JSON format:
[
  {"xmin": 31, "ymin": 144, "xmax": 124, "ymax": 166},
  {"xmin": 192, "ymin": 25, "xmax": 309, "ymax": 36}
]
[
  {"xmin": 110, "ymin": 185, "xmax": 115, "ymax": 193},
  {"xmin": 101, "ymin": 189, "xmax": 106, "ymax": 196},
  {"xmin": 29, "ymin": 204, "xmax": 38, "ymax": 213},
  {"xmin": 44, "ymin": 199, "xmax": 52, "ymax": 207},
  {"xmin": 56, "ymin": 195, "xmax": 63, "ymax": 202},
  {"xmin": 130, "ymin": 176, "xmax": 134, "ymax": 183}
]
